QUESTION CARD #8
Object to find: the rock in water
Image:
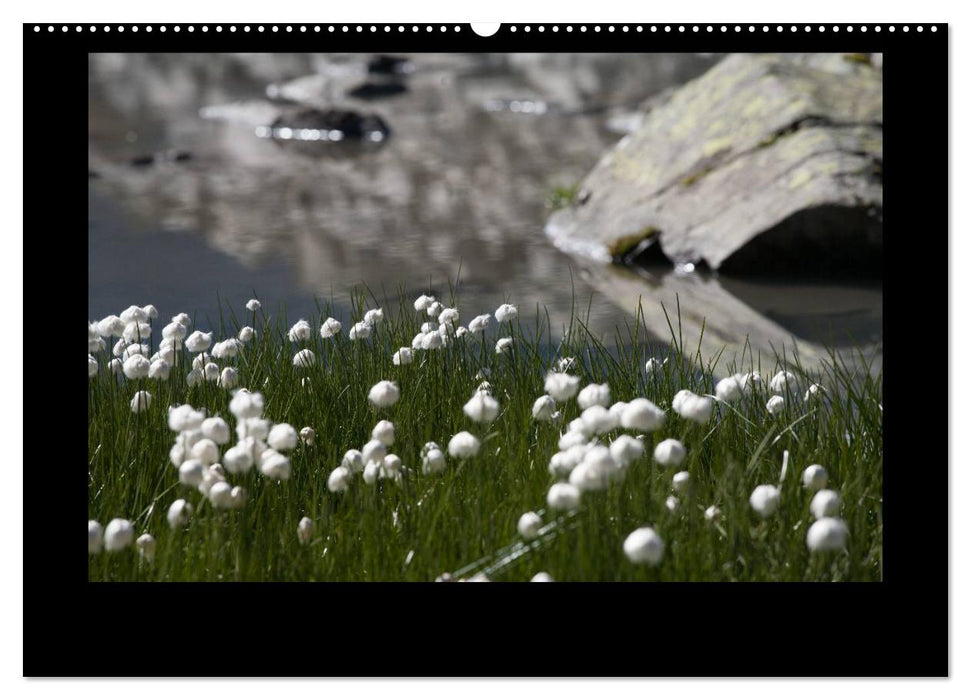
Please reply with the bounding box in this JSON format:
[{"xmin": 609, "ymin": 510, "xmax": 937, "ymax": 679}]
[{"xmin": 546, "ymin": 53, "xmax": 883, "ymax": 276}]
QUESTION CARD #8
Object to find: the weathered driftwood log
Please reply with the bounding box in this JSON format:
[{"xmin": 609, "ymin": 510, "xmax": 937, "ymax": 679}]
[{"xmin": 546, "ymin": 53, "xmax": 883, "ymax": 275}]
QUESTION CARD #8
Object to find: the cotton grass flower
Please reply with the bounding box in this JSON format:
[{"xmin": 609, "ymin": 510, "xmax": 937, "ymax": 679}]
[
  {"xmin": 804, "ymin": 383, "xmax": 825, "ymax": 401},
  {"xmin": 806, "ymin": 517, "xmax": 848, "ymax": 552},
  {"xmin": 672, "ymin": 390, "xmax": 714, "ymax": 423},
  {"xmin": 342, "ymin": 449, "xmax": 365, "ymax": 473},
  {"xmin": 544, "ymin": 372, "xmax": 580, "ymax": 402},
  {"xmin": 801, "ymin": 464, "xmax": 828, "ymax": 491},
  {"xmin": 130, "ymin": 390, "xmax": 153, "ymax": 413},
  {"xmin": 239, "ymin": 326, "xmax": 255, "ymax": 342},
  {"xmin": 104, "ymin": 519, "xmax": 134, "ymax": 552},
  {"xmin": 169, "ymin": 404, "xmax": 205, "ymax": 432},
  {"xmin": 517, "ymin": 512, "xmax": 543, "ymax": 540},
  {"xmin": 136, "ymin": 533, "xmax": 156, "ymax": 562},
  {"xmin": 190, "ymin": 438, "xmax": 220, "ymax": 466},
  {"xmin": 208, "ymin": 481, "xmax": 234, "ymax": 508},
  {"xmin": 361, "ymin": 439, "xmax": 387, "ymax": 466},
  {"xmin": 715, "ymin": 375, "xmax": 744, "ymax": 403},
  {"xmin": 97, "ymin": 315, "xmax": 126, "ymax": 338},
  {"xmin": 288, "ymin": 320, "xmax": 313, "ymax": 342},
  {"xmin": 364, "ymin": 308, "xmax": 384, "ymax": 325},
  {"xmin": 621, "ymin": 398, "xmax": 665, "ymax": 432},
  {"xmin": 371, "ymin": 420, "xmax": 396, "ymax": 446},
  {"xmin": 88, "ymin": 355, "xmax": 98, "ymax": 378},
  {"xmin": 581, "ymin": 405, "xmax": 617, "ymax": 435},
  {"xmin": 300, "ymin": 427, "xmax": 316, "ymax": 445},
  {"xmin": 88, "ymin": 520, "xmax": 103, "ymax": 554},
  {"xmin": 672, "ymin": 471, "xmax": 691, "ymax": 495},
  {"xmin": 704, "ymin": 505, "xmax": 722, "ymax": 522},
  {"xmin": 246, "ymin": 298, "xmax": 261, "ymax": 312},
  {"xmin": 644, "ymin": 357, "xmax": 666, "ymax": 375},
  {"xmin": 414, "ymin": 294, "xmax": 435, "ymax": 311},
  {"xmin": 665, "ymin": 495, "xmax": 680, "ymax": 513},
  {"xmin": 108, "ymin": 358, "xmax": 123, "ymax": 375},
  {"xmin": 260, "ymin": 451, "xmax": 291, "ymax": 481},
  {"xmin": 749, "ymin": 484, "xmax": 781, "ymax": 517},
  {"xmin": 123, "ymin": 321, "xmax": 152, "ymax": 344},
  {"xmin": 122, "ymin": 354, "xmax": 150, "ymax": 380},
  {"xmin": 494, "ymin": 337, "xmax": 513, "ymax": 354},
  {"xmin": 547, "ymin": 482, "xmax": 581, "ymax": 511},
  {"xmin": 327, "ymin": 465, "xmax": 352, "ymax": 492},
  {"xmin": 531, "ymin": 572, "xmax": 554, "ymax": 582},
  {"xmin": 166, "ymin": 499, "xmax": 193, "ymax": 530},
  {"xmin": 810, "ymin": 490, "xmax": 841, "ymax": 519},
  {"xmin": 215, "ymin": 367, "xmax": 237, "ymax": 389},
  {"xmin": 438, "ymin": 307, "xmax": 460, "ymax": 326},
  {"xmin": 770, "ymin": 370, "xmax": 797, "ymax": 393},
  {"xmin": 185, "ymin": 331, "xmax": 213, "ymax": 353},
  {"xmin": 577, "ymin": 383, "xmax": 611, "ymax": 410},
  {"xmin": 171, "ymin": 312, "xmax": 191, "ymax": 329},
  {"xmin": 766, "ymin": 395, "xmax": 785, "ymax": 415},
  {"xmin": 121, "ymin": 343, "xmax": 150, "ymax": 361},
  {"xmin": 120, "ymin": 305, "xmax": 150, "ymax": 324},
  {"xmin": 229, "ymin": 390, "xmax": 264, "ymax": 419},
  {"xmin": 448, "ymin": 431, "xmax": 481, "ymax": 458},
  {"xmin": 609, "ymin": 434, "xmax": 644, "ymax": 467},
  {"xmin": 421, "ymin": 331, "xmax": 443, "ymax": 350},
  {"xmin": 238, "ymin": 417, "xmax": 270, "ymax": 441},
  {"xmin": 268, "ymin": 423, "xmax": 298, "ymax": 451},
  {"xmin": 148, "ymin": 359, "xmax": 171, "ymax": 380},
  {"xmin": 222, "ymin": 443, "xmax": 254, "ymax": 474},
  {"xmin": 654, "ymin": 438, "xmax": 686, "ymax": 467},
  {"xmin": 212, "ymin": 338, "xmax": 243, "ymax": 359},
  {"xmin": 204, "ymin": 362, "xmax": 220, "ymax": 382},
  {"xmin": 558, "ymin": 430, "xmax": 588, "ymax": 451},
  {"xmin": 186, "ymin": 368, "xmax": 203, "ymax": 386},
  {"xmin": 368, "ymin": 380, "xmax": 400, "ymax": 408},
  {"xmin": 427, "ymin": 301, "xmax": 444, "ymax": 318},
  {"xmin": 192, "ymin": 353, "xmax": 212, "ymax": 371},
  {"xmin": 468, "ymin": 314, "xmax": 490, "ymax": 333},
  {"xmin": 289, "ymin": 348, "xmax": 315, "ymax": 368},
  {"xmin": 495, "ymin": 303, "xmax": 518, "ymax": 323},
  {"xmin": 392, "ymin": 347, "xmax": 413, "ymax": 365},
  {"xmin": 422, "ymin": 447, "xmax": 447, "ymax": 475},
  {"xmin": 623, "ymin": 527, "xmax": 665, "ymax": 565},
  {"xmin": 464, "ymin": 392, "xmax": 500, "ymax": 423},
  {"xmin": 297, "ymin": 517, "xmax": 314, "ymax": 544},
  {"xmin": 532, "ymin": 395, "xmax": 557, "ymax": 421}
]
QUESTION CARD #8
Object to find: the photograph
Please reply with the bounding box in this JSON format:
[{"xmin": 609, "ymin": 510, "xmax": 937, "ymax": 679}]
[{"xmin": 86, "ymin": 48, "xmax": 886, "ymax": 584}]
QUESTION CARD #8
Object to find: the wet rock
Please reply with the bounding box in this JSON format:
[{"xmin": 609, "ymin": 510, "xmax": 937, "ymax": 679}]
[
  {"xmin": 346, "ymin": 82, "xmax": 408, "ymax": 100},
  {"xmin": 546, "ymin": 53, "xmax": 883, "ymax": 275},
  {"xmin": 367, "ymin": 55, "xmax": 414, "ymax": 76}
]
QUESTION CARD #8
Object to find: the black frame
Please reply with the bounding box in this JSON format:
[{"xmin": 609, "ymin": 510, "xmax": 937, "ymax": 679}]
[{"xmin": 24, "ymin": 22, "xmax": 948, "ymax": 677}]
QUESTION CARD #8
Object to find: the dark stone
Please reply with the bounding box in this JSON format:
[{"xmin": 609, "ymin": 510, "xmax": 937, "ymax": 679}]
[
  {"xmin": 270, "ymin": 109, "xmax": 391, "ymax": 141},
  {"xmin": 346, "ymin": 82, "xmax": 408, "ymax": 100},
  {"xmin": 367, "ymin": 55, "xmax": 414, "ymax": 76}
]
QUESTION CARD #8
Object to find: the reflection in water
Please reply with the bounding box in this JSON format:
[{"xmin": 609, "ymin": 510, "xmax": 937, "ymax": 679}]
[{"xmin": 88, "ymin": 53, "xmax": 882, "ymax": 371}]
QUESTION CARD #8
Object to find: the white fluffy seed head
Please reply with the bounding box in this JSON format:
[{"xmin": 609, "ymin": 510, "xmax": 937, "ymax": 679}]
[
  {"xmin": 122, "ymin": 354, "xmax": 150, "ymax": 380},
  {"xmin": 293, "ymin": 349, "xmax": 316, "ymax": 368},
  {"xmin": 544, "ymin": 372, "xmax": 580, "ymax": 402},
  {"xmin": 801, "ymin": 464, "xmax": 828, "ymax": 491},
  {"xmin": 136, "ymin": 533, "xmax": 156, "ymax": 561},
  {"xmin": 494, "ymin": 337, "xmax": 513, "ymax": 354},
  {"xmin": 704, "ymin": 505, "xmax": 722, "ymax": 522},
  {"xmin": 129, "ymin": 390, "xmax": 153, "ymax": 413},
  {"xmin": 495, "ymin": 303, "xmax": 518, "ymax": 323},
  {"xmin": 349, "ymin": 321, "xmax": 373, "ymax": 341},
  {"xmin": 806, "ymin": 517, "xmax": 848, "ymax": 552},
  {"xmin": 749, "ymin": 484, "xmax": 781, "ymax": 517},
  {"xmin": 463, "ymin": 393, "xmax": 500, "ymax": 423},
  {"xmin": 715, "ymin": 376, "xmax": 744, "ymax": 403},
  {"xmin": 219, "ymin": 367, "xmax": 239, "ymax": 389},
  {"xmin": 532, "ymin": 395, "xmax": 557, "ymax": 421},
  {"xmin": 185, "ymin": 330, "xmax": 213, "ymax": 353},
  {"xmin": 222, "ymin": 443, "xmax": 254, "ymax": 474},
  {"xmin": 190, "ymin": 438, "xmax": 220, "ymax": 466},
  {"xmin": 665, "ymin": 495, "xmax": 680, "ymax": 513},
  {"xmin": 448, "ymin": 431, "xmax": 481, "ymax": 458},
  {"xmin": 168, "ymin": 404, "xmax": 205, "ymax": 432},
  {"xmin": 468, "ymin": 314, "xmax": 491, "ymax": 333},
  {"xmin": 654, "ymin": 438, "xmax": 687, "ymax": 467},
  {"xmin": 672, "ymin": 470, "xmax": 691, "ymax": 495},
  {"xmin": 103, "ymin": 519, "xmax": 134, "ymax": 552},
  {"xmin": 148, "ymin": 359, "xmax": 171, "ymax": 380},
  {"xmin": 770, "ymin": 370, "xmax": 797, "ymax": 393},
  {"xmin": 621, "ymin": 398, "xmax": 666, "ymax": 432},
  {"xmin": 239, "ymin": 326, "xmax": 255, "ymax": 342},
  {"xmin": 297, "ymin": 516, "xmax": 314, "ymax": 543},
  {"xmin": 88, "ymin": 520, "xmax": 104, "ymax": 554},
  {"xmin": 166, "ymin": 499, "xmax": 193, "ymax": 530},
  {"xmin": 531, "ymin": 572, "xmax": 554, "ymax": 582},
  {"xmin": 201, "ymin": 417, "xmax": 230, "ymax": 445},
  {"xmin": 89, "ymin": 354, "xmax": 99, "ymax": 378},
  {"xmin": 623, "ymin": 527, "xmax": 665, "ymax": 565},
  {"xmin": 288, "ymin": 320, "xmax": 313, "ymax": 342},
  {"xmin": 577, "ymin": 383, "xmax": 611, "ymax": 410},
  {"xmin": 361, "ymin": 439, "xmax": 387, "ymax": 465},
  {"xmin": 268, "ymin": 423, "xmax": 298, "ymax": 451},
  {"xmin": 204, "ymin": 363, "xmax": 220, "ymax": 382},
  {"xmin": 300, "ymin": 426, "xmax": 315, "ymax": 445},
  {"xmin": 810, "ymin": 490, "xmax": 841, "ymax": 520},
  {"xmin": 392, "ymin": 347, "xmax": 413, "ymax": 365},
  {"xmin": 342, "ymin": 449, "xmax": 365, "ymax": 473},
  {"xmin": 672, "ymin": 391, "xmax": 714, "ymax": 423},
  {"xmin": 766, "ymin": 395, "xmax": 786, "ymax": 415},
  {"xmin": 581, "ymin": 405, "xmax": 618, "ymax": 435},
  {"xmin": 208, "ymin": 481, "xmax": 234, "ymax": 508},
  {"xmin": 368, "ymin": 380, "xmax": 400, "ymax": 408},
  {"xmin": 229, "ymin": 390, "xmax": 264, "ymax": 419},
  {"xmin": 422, "ymin": 448, "xmax": 447, "ymax": 475},
  {"xmin": 517, "ymin": 512, "xmax": 543, "ymax": 540},
  {"xmin": 414, "ymin": 294, "xmax": 435, "ymax": 311},
  {"xmin": 609, "ymin": 435, "xmax": 644, "ymax": 467},
  {"xmin": 371, "ymin": 420, "xmax": 396, "ymax": 446},
  {"xmin": 547, "ymin": 482, "xmax": 581, "ymax": 510},
  {"xmin": 259, "ymin": 451, "xmax": 291, "ymax": 481},
  {"xmin": 328, "ymin": 466, "xmax": 352, "ymax": 492}
]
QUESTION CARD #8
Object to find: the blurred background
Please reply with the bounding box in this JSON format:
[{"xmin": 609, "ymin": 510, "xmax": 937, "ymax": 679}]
[{"xmin": 88, "ymin": 53, "xmax": 882, "ymax": 370}]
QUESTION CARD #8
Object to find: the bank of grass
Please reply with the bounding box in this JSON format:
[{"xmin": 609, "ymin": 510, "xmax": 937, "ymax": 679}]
[{"xmin": 87, "ymin": 290, "xmax": 883, "ymax": 582}]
